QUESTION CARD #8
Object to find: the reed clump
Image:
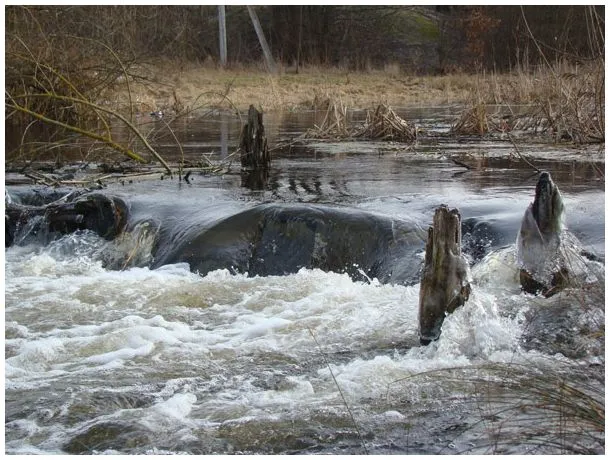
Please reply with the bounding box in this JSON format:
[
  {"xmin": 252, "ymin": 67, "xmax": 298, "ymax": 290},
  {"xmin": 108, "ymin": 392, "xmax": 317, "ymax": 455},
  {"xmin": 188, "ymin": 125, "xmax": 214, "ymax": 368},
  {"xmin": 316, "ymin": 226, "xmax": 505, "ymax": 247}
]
[
  {"xmin": 450, "ymin": 98, "xmax": 514, "ymax": 136},
  {"xmin": 450, "ymin": 101, "xmax": 491, "ymax": 136},
  {"xmin": 305, "ymin": 99, "xmax": 418, "ymax": 143},
  {"xmin": 305, "ymin": 96, "xmax": 351, "ymax": 139},
  {"xmin": 354, "ymin": 104, "xmax": 418, "ymax": 142},
  {"xmin": 526, "ymin": 61, "xmax": 604, "ymax": 143}
]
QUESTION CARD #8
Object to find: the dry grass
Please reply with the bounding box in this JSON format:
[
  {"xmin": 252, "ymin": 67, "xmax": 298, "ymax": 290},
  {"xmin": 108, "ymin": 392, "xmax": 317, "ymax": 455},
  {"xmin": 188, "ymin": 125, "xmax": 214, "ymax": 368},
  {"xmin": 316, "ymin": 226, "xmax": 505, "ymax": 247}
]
[
  {"xmin": 105, "ymin": 60, "xmax": 582, "ymax": 114},
  {"xmin": 102, "ymin": 60, "xmax": 603, "ymax": 144},
  {"xmin": 354, "ymin": 104, "xmax": 417, "ymax": 142},
  {"xmin": 388, "ymin": 360, "xmax": 604, "ymax": 454}
]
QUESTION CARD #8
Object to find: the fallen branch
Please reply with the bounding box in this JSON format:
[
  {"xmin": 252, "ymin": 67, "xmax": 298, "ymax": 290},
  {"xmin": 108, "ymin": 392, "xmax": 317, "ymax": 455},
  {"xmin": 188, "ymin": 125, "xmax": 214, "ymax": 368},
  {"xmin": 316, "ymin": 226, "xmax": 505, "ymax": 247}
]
[
  {"xmin": 6, "ymin": 98, "xmax": 147, "ymax": 164},
  {"xmin": 507, "ymin": 133, "xmax": 542, "ymax": 173},
  {"xmin": 8, "ymin": 92, "xmax": 171, "ymax": 173}
]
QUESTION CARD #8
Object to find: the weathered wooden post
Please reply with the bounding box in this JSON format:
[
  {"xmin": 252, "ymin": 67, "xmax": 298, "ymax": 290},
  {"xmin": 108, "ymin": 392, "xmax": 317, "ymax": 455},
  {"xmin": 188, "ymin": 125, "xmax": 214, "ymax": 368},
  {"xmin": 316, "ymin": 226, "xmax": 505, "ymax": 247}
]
[
  {"xmin": 239, "ymin": 105, "xmax": 270, "ymax": 169},
  {"xmin": 218, "ymin": 6, "xmax": 227, "ymax": 67},
  {"xmin": 418, "ymin": 205, "xmax": 471, "ymax": 345},
  {"xmin": 241, "ymin": 168, "xmax": 269, "ymax": 190}
]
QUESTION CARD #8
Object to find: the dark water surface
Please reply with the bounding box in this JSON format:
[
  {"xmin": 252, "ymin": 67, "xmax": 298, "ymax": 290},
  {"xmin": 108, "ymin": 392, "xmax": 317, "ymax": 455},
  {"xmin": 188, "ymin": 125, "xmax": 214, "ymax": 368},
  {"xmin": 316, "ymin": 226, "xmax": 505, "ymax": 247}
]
[{"xmin": 5, "ymin": 108, "xmax": 605, "ymax": 454}]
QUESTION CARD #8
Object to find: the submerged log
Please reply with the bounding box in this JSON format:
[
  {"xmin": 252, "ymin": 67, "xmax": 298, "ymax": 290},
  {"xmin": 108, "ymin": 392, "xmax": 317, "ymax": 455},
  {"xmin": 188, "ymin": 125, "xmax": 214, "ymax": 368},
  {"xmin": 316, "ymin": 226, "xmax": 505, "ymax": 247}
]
[
  {"xmin": 418, "ymin": 205, "xmax": 471, "ymax": 345},
  {"xmin": 239, "ymin": 105, "xmax": 270, "ymax": 169},
  {"xmin": 5, "ymin": 191, "xmax": 128, "ymax": 247}
]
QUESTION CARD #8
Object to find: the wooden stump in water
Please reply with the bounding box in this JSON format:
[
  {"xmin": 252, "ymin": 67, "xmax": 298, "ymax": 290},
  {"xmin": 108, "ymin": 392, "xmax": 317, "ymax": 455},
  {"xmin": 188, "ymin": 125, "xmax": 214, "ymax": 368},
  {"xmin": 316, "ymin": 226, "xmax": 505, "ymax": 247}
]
[
  {"xmin": 241, "ymin": 168, "xmax": 269, "ymax": 190},
  {"xmin": 418, "ymin": 205, "xmax": 471, "ymax": 345},
  {"xmin": 239, "ymin": 105, "xmax": 270, "ymax": 169}
]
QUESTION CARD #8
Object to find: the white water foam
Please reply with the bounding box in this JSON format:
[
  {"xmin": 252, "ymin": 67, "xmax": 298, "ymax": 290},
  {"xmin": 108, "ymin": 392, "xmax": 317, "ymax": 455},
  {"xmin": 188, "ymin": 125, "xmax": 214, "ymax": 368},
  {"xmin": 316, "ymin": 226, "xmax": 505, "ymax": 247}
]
[{"xmin": 5, "ymin": 240, "xmax": 598, "ymax": 453}]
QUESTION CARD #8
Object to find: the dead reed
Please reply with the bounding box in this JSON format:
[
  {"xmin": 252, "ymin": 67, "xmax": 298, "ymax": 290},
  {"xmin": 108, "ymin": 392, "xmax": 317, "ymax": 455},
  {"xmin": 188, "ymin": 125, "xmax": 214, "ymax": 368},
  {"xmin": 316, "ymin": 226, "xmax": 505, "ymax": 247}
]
[
  {"xmin": 354, "ymin": 104, "xmax": 417, "ymax": 142},
  {"xmin": 305, "ymin": 99, "xmax": 418, "ymax": 143},
  {"xmin": 450, "ymin": 98, "xmax": 514, "ymax": 136},
  {"xmin": 530, "ymin": 62, "xmax": 604, "ymax": 143},
  {"xmin": 450, "ymin": 101, "xmax": 490, "ymax": 136},
  {"xmin": 305, "ymin": 96, "xmax": 351, "ymax": 139},
  {"xmin": 449, "ymin": 59, "xmax": 604, "ymax": 144}
]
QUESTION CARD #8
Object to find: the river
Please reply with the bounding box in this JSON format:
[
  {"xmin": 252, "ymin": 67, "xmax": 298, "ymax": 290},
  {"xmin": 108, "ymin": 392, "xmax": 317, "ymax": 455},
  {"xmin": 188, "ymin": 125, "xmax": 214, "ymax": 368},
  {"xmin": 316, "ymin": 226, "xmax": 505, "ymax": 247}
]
[{"xmin": 4, "ymin": 108, "xmax": 605, "ymax": 454}]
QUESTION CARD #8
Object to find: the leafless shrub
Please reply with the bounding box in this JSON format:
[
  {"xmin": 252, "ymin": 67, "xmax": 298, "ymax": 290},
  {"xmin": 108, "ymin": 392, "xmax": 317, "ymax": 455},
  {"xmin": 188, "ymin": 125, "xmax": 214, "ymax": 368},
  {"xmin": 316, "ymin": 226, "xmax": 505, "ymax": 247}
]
[
  {"xmin": 4, "ymin": 7, "xmax": 205, "ymax": 170},
  {"xmin": 528, "ymin": 62, "xmax": 604, "ymax": 143}
]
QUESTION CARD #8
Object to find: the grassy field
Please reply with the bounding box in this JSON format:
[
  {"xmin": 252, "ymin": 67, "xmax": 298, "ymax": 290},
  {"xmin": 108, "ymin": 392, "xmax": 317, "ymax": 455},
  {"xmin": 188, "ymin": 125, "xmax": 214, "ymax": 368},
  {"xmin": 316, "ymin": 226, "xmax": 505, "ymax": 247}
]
[{"xmin": 107, "ymin": 59, "xmax": 595, "ymax": 115}]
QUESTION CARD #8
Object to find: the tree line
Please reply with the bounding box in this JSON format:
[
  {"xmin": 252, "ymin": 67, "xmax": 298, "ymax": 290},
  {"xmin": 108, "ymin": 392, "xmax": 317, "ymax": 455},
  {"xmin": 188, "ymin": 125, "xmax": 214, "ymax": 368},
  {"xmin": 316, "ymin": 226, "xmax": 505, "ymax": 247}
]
[{"xmin": 5, "ymin": 5, "xmax": 604, "ymax": 74}]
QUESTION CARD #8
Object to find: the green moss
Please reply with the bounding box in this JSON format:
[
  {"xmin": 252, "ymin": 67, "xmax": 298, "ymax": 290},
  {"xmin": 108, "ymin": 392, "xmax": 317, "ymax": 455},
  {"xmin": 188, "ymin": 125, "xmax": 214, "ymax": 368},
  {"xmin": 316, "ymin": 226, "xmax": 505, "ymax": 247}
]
[{"xmin": 413, "ymin": 14, "xmax": 440, "ymax": 40}]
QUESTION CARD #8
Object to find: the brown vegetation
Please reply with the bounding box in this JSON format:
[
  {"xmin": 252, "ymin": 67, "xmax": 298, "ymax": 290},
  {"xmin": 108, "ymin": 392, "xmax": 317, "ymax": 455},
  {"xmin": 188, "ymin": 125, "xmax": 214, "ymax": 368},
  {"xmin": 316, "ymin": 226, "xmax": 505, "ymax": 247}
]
[
  {"xmin": 304, "ymin": 100, "xmax": 417, "ymax": 142},
  {"xmin": 354, "ymin": 104, "xmax": 417, "ymax": 142},
  {"xmin": 305, "ymin": 97, "xmax": 350, "ymax": 139},
  {"xmin": 4, "ymin": 4, "xmax": 605, "ymax": 168}
]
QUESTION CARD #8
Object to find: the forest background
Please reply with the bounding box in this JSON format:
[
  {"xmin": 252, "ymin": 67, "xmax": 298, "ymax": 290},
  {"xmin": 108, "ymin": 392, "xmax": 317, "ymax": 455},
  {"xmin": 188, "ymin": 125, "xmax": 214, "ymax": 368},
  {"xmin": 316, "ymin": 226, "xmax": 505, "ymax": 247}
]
[{"xmin": 4, "ymin": 5, "xmax": 605, "ymax": 165}]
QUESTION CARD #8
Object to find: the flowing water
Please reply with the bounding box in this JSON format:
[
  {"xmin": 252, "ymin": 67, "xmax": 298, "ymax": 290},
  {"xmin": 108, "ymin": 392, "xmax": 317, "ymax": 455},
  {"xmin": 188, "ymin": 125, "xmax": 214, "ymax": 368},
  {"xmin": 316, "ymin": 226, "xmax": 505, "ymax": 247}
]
[{"xmin": 5, "ymin": 108, "xmax": 605, "ymax": 454}]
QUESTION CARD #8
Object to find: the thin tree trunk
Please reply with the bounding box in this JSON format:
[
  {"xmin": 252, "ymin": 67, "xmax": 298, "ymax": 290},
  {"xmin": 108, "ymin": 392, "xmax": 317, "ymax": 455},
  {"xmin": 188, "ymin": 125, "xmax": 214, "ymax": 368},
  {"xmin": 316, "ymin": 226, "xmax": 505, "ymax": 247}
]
[
  {"xmin": 247, "ymin": 5, "xmax": 277, "ymax": 74},
  {"xmin": 296, "ymin": 6, "xmax": 303, "ymax": 73},
  {"xmin": 218, "ymin": 6, "xmax": 227, "ymax": 67}
]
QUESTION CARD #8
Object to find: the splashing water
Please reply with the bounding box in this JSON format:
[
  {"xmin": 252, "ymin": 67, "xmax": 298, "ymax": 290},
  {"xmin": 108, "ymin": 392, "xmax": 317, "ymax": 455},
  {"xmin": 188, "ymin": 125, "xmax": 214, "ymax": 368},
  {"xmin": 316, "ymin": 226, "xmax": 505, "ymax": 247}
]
[{"xmin": 5, "ymin": 228, "xmax": 603, "ymax": 454}]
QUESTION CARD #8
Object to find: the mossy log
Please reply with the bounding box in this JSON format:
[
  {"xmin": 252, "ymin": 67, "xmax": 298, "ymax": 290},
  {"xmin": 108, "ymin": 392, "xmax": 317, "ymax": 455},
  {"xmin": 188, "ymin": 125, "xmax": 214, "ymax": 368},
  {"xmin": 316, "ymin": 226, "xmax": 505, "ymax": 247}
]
[
  {"xmin": 418, "ymin": 205, "xmax": 471, "ymax": 345},
  {"xmin": 239, "ymin": 105, "xmax": 270, "ymax": 169}
]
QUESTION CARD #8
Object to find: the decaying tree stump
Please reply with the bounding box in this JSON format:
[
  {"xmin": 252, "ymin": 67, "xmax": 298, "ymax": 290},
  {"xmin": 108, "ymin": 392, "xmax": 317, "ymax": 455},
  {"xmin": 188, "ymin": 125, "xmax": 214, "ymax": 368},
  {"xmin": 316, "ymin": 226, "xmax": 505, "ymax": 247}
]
[
  {"xmin": 241, "ymin": 168, "xmax": 269, "ymax": 190},
  {"xmin": 418, "ymin": 205, "xmax": 471, "ymax": 345},
  {"xmin": 239, "ymin": 105, "xmax": 270, "ymax": 169}
]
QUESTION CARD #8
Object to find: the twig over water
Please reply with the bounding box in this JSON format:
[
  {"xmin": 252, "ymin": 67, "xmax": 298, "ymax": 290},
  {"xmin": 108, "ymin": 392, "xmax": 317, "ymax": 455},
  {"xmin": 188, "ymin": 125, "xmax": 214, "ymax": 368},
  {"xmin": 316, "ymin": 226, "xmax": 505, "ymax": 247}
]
[
  {"xmin": 507, "ymin": 133, "xmax": 541, "ymax": 173},
  {"xmin": 308, "ymin": 327, "xmax": 369, "ymax": 455}
]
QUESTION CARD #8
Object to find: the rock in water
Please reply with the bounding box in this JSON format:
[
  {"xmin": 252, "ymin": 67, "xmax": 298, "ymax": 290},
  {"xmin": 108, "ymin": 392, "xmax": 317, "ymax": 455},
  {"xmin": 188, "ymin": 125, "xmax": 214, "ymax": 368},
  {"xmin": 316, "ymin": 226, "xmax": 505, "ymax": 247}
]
[{"xmin": 5, "ymin": 190, "xmax": 128, "ymax": 247}]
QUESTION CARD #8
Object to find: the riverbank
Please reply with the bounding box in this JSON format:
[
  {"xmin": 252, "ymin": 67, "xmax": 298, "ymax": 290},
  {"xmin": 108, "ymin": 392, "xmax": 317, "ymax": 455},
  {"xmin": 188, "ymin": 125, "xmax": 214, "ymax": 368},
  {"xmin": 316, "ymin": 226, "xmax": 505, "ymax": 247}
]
[
  {"xmin": 6, "ymin": 59, "xmax": 603, "ymax": 170},
  {"xmin": 105, "ymin": 59, "xmax": 583, "ymax": 115}
]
